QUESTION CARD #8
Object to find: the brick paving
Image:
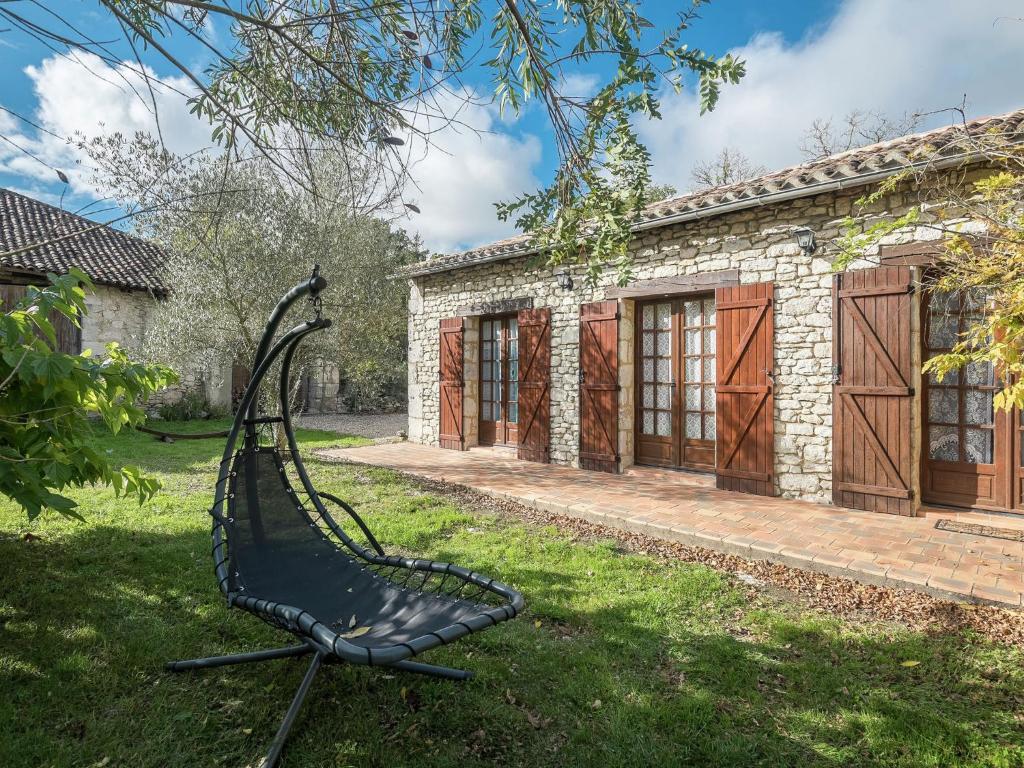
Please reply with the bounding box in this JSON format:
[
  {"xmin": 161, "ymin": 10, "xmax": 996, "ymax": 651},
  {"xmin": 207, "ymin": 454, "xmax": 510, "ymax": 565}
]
[{"xmin": 318, "ymin": 442, "xmax": 1024, "ymax": 608}]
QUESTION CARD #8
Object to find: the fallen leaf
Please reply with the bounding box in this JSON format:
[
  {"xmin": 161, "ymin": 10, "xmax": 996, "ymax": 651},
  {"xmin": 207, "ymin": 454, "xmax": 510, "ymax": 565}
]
[
  {"xmin": 339, "ymin": 626, "xmax": 371, "ymax": 639},
  {"xmin": 901, "ymin": 660, "xmax": 921, "ymax": 667},
  {"xmin": 349, "ymin": 614, "xmax": 357, "ymax": 628},
  {"xmin": 533, "ymin": 619, "xmax": 542, "ymax": 629},
  {"xmin": 242, "ymin": 727, "xmax": 253, "ymax": 735},
  {"xmin": 591, "ymin": 699, "xmax": 602, "ymax": 709}
]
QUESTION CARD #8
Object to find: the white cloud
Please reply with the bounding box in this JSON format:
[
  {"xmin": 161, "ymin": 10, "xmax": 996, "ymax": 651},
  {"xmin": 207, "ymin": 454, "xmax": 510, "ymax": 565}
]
[
  {"xmin": 0, "ymin": 52, "xmax": 213, "ymax": 194},
  {"xmin": 639, "ymin": 0, "xmax": 1024, "ymax": 191},
  {"xmin": 397, "ymin": 92, "xmax": 543, "ymax": 254}
]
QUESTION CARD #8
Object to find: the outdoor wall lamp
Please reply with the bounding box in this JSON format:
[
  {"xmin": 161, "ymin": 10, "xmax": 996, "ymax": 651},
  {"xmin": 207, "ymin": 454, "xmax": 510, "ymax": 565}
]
[
  {"xmin": 795, "ymin": 227, "xmax": 816, "ymax": 254},
  {"xmin": 556, "ymin": 271, "xmax": 574, "ymax": 290}
]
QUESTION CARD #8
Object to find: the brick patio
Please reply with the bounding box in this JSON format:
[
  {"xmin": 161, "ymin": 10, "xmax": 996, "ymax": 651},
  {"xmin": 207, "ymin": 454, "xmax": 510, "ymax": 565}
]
[{"xmin": 319, "ymin": 442, "xmax": 1024, "ymax": 608}]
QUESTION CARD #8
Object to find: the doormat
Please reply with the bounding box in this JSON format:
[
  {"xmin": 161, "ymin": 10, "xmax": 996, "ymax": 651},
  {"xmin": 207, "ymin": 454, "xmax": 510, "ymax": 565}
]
[{"xmin": 935, "ymin": 519, "xmax": 1024, "ymax": 542}]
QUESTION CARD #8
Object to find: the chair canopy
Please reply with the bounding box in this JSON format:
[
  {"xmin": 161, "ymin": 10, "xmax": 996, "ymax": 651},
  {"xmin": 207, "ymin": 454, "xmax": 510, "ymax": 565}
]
[{"xmin": 209, "ymin": 268, "xmax": 523, "ymax": 667}]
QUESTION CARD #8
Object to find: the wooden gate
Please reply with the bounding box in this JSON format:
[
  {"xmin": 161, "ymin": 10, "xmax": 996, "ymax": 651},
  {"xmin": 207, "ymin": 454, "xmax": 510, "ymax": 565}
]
[
  {"xmin": 715, "ymin": 282, "xmax": 774, "ymax": 496},
  {"xmin": 439, "ymin": 317, "xmax": 465, "ymax": 450},
  {"xmin": 1, "ymin": 283, "xmax": 80, "ymax": 353},
  {"xmin": 833, "ymin": 266, "xmax": 914, "ymax": 515},
  {"xmin": 579, "ymin": 301, "xmax": 619, "ymax": 473},
  {"xmin": 517, "ymin": 307, "xmax": 551, "ymax": 463}
]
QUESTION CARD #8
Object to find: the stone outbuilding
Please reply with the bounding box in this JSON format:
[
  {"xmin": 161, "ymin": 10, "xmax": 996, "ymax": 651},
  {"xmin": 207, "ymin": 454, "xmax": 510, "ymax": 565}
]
[
  {"xmin": 0, "ymin": 187, "xmax": 231, "ymax": 409},
  {"xmin": 403, "ymin": 108, "xmax": 1024, "ymax": 518}
]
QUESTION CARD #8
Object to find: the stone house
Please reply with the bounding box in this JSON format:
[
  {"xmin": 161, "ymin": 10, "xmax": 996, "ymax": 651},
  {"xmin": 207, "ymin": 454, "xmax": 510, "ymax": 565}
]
[
  {"xmin": 403, "ymin": 107, "xmax": 1024, "ymax": 517},
  {"xmin": 0, "ymin": 187, "xmax": 232, "ymax": 409}
]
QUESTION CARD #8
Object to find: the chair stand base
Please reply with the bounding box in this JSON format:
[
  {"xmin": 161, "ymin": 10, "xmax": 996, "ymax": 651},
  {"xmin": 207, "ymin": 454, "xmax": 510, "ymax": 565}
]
[
  {"xmin": 261, "ymin": 652, "xmax": 323, "ymax": 768},
  {"xmin": 387, "ymin": 659, "xmax": 475, "ymax": 681},
  {"xmin": 165, "ymin": 644, "xmax": 313, "ymax": 672}
]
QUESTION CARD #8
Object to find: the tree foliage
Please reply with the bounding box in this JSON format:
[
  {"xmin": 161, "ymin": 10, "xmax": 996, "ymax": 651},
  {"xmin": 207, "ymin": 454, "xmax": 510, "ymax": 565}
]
[
  {"xmin": 834, "ymin": 115, "xmax": 1024, "ymax": 411},
  {"xmin": 1, "ymin": 0, "xmax": 743, "ymax": 284},
  {"xmin": 0, "ymin": 271, "xmax": 176, "ymax": 519},
  {"xmin": 690, "ymin": 147, "xmax": 766, "ymax": 190},
  {"xmin": 86, "ymin": 135, "xmax": 416, "ymax": 412}
]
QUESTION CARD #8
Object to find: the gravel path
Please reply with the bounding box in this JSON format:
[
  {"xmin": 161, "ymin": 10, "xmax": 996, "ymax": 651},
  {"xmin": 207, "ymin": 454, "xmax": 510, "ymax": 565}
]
[{"xmin": 296, "ymin": 411, "xmax": 407, "ymax": 439}]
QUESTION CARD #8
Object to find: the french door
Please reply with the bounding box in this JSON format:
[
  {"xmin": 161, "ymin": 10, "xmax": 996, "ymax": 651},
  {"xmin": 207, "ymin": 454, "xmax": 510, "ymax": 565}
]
[
  {"xmin": 921, "ymin": 289, "xmax": 1021, "ymax": 512},
  {"xmin": 635, "ymin": 296, "xmax": 716, "ymax": 471},
  {"xmin": 480, "ymin": 315, "xmax": 519, "ymax": 446}
]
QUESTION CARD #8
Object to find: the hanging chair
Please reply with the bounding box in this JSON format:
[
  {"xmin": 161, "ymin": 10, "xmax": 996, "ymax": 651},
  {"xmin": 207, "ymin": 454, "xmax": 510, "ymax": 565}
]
[{"xmin": 166, "ymin": 268, "xmax": 524, "ymax": 768}]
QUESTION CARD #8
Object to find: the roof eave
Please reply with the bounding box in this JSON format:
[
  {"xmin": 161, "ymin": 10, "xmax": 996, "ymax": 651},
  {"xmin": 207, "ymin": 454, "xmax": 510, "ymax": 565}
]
[{"xmin": 402, "ymin": 149, "xmax": 985, "ymax": 279}]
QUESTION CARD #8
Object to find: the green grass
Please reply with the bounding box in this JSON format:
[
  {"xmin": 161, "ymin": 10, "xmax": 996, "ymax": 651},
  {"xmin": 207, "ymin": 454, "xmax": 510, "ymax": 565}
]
[{"xmin": 1, "ymin": 422, "xmax": 1022, "ymax": 767}]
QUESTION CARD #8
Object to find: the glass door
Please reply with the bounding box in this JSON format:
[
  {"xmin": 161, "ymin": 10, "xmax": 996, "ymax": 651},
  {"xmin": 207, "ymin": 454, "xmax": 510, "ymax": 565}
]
[
  {"xmin": 635, "ymin": 296, "xmax": 716, "ymax": 471},
  {"xmin": 480, "ymin": 315, "xmax": 519, "ymax": 446}
]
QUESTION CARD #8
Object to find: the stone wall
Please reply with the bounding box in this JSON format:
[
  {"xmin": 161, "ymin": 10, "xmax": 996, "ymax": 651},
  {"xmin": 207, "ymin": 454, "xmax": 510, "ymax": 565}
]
[
  {"xmin": 406, "ymin": 172, "xmax": 985, "ymax": 504},
  {"xmin": 81, "ymin": 284, "xmax": 231, "ymax": 411}
]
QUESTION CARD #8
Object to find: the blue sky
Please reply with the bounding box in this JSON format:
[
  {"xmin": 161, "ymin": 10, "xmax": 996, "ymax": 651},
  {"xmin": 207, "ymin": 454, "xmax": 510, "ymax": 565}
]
[{"xmin": 1, "ymin": 0, "xmax": 1021, "ymax": 253}]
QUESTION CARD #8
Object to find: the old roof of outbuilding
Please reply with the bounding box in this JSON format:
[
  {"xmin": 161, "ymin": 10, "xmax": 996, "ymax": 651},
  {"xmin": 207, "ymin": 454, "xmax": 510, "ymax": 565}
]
[
  {"xmin": 405, "ymin": 106, "xmax": 1024, "ymax": 278},
  {"xmin": 0, "ymin": 187, "xmax": 167, "ymax": 294}
]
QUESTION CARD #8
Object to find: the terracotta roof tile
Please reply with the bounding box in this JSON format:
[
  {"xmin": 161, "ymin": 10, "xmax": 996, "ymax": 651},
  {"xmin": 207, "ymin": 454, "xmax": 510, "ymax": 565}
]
[
  {"xmin": 0, "ymin": 188, "xmax": 166, "ymax": 294},
  {"xmin": 405, "ymin": 106, "xmax": 1024, "ymax": 277}
]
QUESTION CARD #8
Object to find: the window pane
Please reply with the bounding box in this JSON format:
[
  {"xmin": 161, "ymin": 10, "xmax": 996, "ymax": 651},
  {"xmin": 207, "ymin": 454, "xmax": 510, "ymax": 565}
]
[
  {"xmin": 509, "ymin": 357, "xmax": 518, "ymax": 383},
  {"xmin": 928, "ymin": 388, "xmax": 958, "ymax": 424},
  {"xmin": 685, "ymin": 385, "xmax": 700, "ymax": 410},
  {"xmin": 684, "ymin": 357, "xmax": 700, "ymax": 382},
  {"xmin": 703, "ymin": 357, "xmax": 715, "ymax": 382},
  {"xmin": 704, "ymin": 385, "xmax": 716, "ymax": 411},
  {"xmin": 964, "ymin": 428, "xmax": 993, "ymax": 464},
  {"xmin": 703, "ymin": 299, "xmax": 715, "ymax": 325},
  {"xmin": 643, "ymin": 384, "xmax": 654, "ymax": 408},
  {"xmin": 964, "ymin": 360, "xmax": 994, "ymax": 386},
  {"xmin": 656, "ymin": 385, "xmax": 671, "ymax": 409},
  {"xmin": 483, "ymin": 403, "xmax": 492, "ymax": 421},
  {"xmin": 642, "ymin": 304, "xmax": 654, "ymax": 330},
  {"xmin": 656, "ymin": 411, "xmax": 672, "ymax": 436},
  {"xmin": 703, "ymin": 414, "xmax": 716, "ymax": 441},
  {"xmin": 685, "ymin": 412, "xmax": 701, "ymax": 438},
  {"xmin": 509, "ymin": 319, "xmax": 518, "ymax": 340},
  {"xmin": 964, "ymin": 390, "xmax": 993, "ymax": 426},
  {"xmin": 656, "ymin": 302, "xmax": 672, "ymax": 330},
  {"xmin": 927, "ymin": 309, "xmax": 958, "ymax": 348},
  {"xmin": 928, "ymin": 425, "xmax": 959, "ymax": 461},
  {"xmin": 643, "ymin": 411, "xmax": 655, "ymax": 434},
  {"xmin": 657, "ymin": 358, "xmax": 671, "ymax": 383},
  {"xmin": 684, "ymin": 329, "xmax": 700, "ymax": 355},
  {"xmin": 928, "ymin": 368, "xmax": 958, "ymax": 385},
  {"xmin": 684, "ymin": 301, "xmax": 701, "ymax": 327},
  {"xmin": 643, "ymin": 359, "xmax": 654, "ymax": 382},
  {"xmin": 508, "ymin": 380, "xmax": 518, "ymax": 404},
  {"xmin": 508, "ymin": 402, "xmax": 518, "ymax": 423},
  {"xmin": 703, "ymin": 328, "xmax": 715, "ymax": 354},
  {"xmin": 657, "ymin": 331, "xmax": 671, "ymax": 356},
  {"xmin": 642, "ymin": 332, "xmax": 654, "ymax": 356}
]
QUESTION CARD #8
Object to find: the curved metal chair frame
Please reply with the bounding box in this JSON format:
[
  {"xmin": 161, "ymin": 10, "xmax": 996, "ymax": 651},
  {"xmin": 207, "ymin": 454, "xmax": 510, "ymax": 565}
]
[{"xmin": 165, "ymin": 269, "xmax": 524, "ymax": 767}]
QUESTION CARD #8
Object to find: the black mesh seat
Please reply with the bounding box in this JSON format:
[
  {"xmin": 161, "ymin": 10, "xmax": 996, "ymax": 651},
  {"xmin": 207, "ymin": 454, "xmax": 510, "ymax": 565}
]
[{"xmin": 165, "ymin": 270, "xmax": 524, "ymax": 768}]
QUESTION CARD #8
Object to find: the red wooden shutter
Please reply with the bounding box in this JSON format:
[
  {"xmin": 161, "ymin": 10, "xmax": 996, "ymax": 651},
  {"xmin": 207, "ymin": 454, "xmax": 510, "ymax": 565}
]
[
  {"xmin": 833, "ymin": 266, "xmax": 914, "ymax": 515},
  {"xmin": 715, "ymin": 282, "xmax": 774, "ymax": 496},
  {"xmin": 517, "ymin": 307, "xmax": 551, "ymax": 463},
  {"xmin": 439, "ymin": 317, "xmax": 465, "ymax": 450},
  {"xmin": 579, "ymin": 300, "xmax": 619, "ymax": 473}
]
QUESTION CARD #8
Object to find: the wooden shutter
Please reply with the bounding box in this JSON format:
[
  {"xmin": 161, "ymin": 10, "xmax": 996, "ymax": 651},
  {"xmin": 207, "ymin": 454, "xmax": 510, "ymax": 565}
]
[
  {"xmin": 715, "ymin": 282, "xmax": 774, "ymax": 496},
  {"xmin": 439, "ymin": 317, "xmax": 465, "ymax": 450},
  {"xmin": 833, "ymin": 266, "xmax": 914, "ymax": 515},
  {"xmin": 579, "ymin": 300, "xmax": 619, "ymax": 473},
  {"xmin": 517, "ymin": 307, "xmax": 551, "ymax": 463},
  {"xmin": 1, "ymin": 282, "xmax": 80, "ymax": 354}
]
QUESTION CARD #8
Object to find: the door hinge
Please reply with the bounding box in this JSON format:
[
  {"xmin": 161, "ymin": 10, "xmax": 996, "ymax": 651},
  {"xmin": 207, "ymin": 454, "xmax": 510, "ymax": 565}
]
[
  {"xmin": 578, "ymin": 368, "xmax": 586, "ymax": 385},
  {"xmin": 831, "ymin": 363, "xmax": 841, "ymax": 385}
]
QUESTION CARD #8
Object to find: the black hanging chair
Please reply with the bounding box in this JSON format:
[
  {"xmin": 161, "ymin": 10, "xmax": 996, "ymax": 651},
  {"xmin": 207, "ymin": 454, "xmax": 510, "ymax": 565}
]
[{"xmin": 166, "ymin": 269, "xmax": 524, "ymax": 768}]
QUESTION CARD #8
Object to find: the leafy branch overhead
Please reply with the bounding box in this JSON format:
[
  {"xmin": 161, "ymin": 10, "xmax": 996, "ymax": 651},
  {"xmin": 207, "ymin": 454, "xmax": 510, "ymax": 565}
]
[
  {"xmin": 0, "ymin": 271, "xmax": 177, "ymax": 519},
  {"xmin": 3, "ymin": 1, "xmax": 744, "ymax": 281}
]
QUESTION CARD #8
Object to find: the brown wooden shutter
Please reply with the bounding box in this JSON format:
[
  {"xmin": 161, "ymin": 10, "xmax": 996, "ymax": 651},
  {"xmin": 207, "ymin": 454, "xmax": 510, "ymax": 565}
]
[
  {"xmin": 579, "ymin": 300, "xmax": 619, "ymax": 473},
  {"xmin": 517, "ymin": 307, "xmax": 551, "ymax": 463},
  {"xmin": 439, "ymin": 317, "xmax": 465, "ymax": 450},
  {"xmin": 833, "ymin": 266, "xmax": 914, "ymax": 515},
  {"xmin": 1, "ymin": 282, "xmax": 80, "ymax": 354},
  {"xmin": 715, "ymin": 282, "xmax": 774, "ymax": 496}
]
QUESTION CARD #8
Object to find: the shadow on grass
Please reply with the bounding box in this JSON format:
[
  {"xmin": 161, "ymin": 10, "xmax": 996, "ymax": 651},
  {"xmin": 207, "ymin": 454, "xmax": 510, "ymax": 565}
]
[{"xmin": 1, "ymin": 516, "xmax": 1021, "ymax": 768}]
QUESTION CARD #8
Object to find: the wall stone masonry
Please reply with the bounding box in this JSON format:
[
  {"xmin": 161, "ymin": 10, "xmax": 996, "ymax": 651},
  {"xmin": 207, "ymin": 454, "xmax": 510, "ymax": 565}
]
[{"xmin": 406, "ymin": 173, "xmax": 987, "ymax": 505}]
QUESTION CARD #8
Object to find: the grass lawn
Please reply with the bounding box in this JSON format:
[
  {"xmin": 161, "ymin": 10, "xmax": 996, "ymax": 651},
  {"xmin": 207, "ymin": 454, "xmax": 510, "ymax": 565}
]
[{"xmin": 2, "ymin": 421, "xmax": 1023, "ymax": 768}]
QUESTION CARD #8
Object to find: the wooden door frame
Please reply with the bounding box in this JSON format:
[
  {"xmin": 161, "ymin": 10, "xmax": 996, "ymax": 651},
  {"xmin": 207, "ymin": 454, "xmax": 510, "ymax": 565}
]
[
  {"xmin": 478, "ymin": 313, "xmax": 518, "ymax": 446},
  {"xmin": 918, "ymin": 288, "xmax": 1014, "ymax": 513}
]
